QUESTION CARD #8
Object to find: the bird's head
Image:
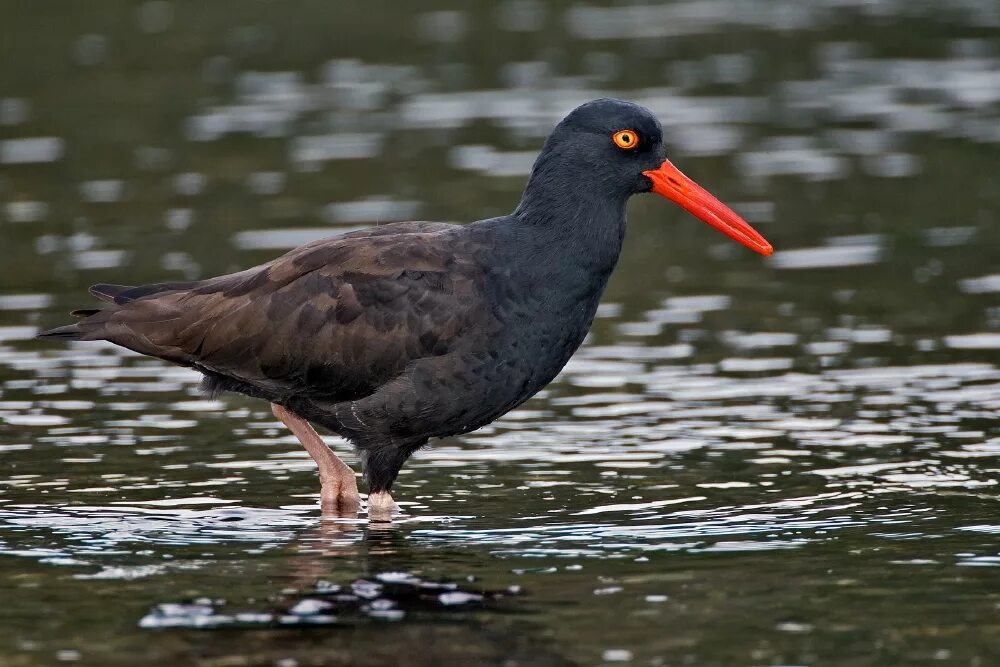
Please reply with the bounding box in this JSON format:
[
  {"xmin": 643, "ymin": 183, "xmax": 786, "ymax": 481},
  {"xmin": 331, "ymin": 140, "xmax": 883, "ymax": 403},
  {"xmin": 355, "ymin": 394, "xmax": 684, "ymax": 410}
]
[{"xmin": 529, "ymin": 98, "xmax": 772, "ymax": 256}]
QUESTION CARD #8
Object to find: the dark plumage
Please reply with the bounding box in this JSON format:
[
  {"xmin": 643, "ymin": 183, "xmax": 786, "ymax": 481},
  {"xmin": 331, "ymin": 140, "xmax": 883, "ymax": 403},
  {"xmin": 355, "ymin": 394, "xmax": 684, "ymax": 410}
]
[{"xmin": 39, "ymin": 99, "xmax": 771, "ymax": 514}]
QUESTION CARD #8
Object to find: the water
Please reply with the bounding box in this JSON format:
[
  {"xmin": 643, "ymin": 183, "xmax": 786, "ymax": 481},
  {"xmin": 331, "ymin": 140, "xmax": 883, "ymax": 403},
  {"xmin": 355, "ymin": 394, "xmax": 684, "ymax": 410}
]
[{"xmin": 2, "ymin": 2, "xmax": 999, "ymax": 665}]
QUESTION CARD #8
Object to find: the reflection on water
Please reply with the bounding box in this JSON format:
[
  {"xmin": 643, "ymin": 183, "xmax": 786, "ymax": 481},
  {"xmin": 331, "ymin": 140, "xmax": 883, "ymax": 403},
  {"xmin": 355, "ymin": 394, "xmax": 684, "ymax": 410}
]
[
  {"xmin": 139, "ymin": 570, "xmax": 519, "ymax": 628},
  {"xmin": 2, "ymin": 1, "xmax": 999, "ymax": 666}
]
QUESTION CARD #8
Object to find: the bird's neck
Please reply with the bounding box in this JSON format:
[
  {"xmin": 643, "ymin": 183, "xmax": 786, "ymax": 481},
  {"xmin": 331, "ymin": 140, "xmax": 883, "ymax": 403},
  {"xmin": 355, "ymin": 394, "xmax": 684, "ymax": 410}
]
[{"xmin": 512, "ymin": 160, "xmax": 630, "ymax": 274}]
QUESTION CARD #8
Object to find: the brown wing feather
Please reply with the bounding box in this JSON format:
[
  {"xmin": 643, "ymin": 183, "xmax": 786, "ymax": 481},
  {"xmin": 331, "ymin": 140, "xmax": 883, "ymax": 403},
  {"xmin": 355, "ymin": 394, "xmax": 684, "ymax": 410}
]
[{"xmin": 83, "ymin": 222, "xmax": 494, "ymax": 404}]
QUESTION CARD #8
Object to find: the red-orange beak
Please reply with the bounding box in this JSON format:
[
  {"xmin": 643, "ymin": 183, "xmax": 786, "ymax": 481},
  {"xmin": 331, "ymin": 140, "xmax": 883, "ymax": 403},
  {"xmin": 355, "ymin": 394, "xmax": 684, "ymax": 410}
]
[{"xmin": 643, "ymin": 160, "xmax": 773, "ymax": 256}]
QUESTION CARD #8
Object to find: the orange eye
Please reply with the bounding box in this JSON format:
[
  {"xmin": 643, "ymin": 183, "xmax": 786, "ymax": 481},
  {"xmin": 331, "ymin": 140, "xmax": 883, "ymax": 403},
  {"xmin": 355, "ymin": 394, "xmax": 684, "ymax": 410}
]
[{"xmin": 612, "ymin": 129, "xmax": 639, "ymax": 150}]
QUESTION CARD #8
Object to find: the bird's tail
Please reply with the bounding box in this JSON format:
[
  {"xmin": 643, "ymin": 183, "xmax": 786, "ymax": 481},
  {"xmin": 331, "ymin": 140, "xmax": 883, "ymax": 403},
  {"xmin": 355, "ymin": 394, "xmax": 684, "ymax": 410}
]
[
  {"xmin": 36, "ymin": 308, "xmax": 112, "ymax": 340},
  {"xmin": 35, "ymin": 284, "xmax": 134, "ymax": 341},
  {"xmin": 36, "ymin": 323, "xmax": 86, "ymax": 339}
]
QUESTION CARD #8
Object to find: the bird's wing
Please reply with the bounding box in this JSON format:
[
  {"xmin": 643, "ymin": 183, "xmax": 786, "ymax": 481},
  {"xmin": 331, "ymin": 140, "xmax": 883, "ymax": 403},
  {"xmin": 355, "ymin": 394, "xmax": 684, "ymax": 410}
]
[{"xmin": 80, "ymin": 222, "xmax": 497, "ymax": 402}]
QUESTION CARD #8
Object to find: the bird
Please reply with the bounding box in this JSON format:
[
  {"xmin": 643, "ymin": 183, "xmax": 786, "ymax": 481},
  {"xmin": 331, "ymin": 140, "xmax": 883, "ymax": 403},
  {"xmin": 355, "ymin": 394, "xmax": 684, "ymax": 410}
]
[{"xmin": 38, "ymin": 99, "xmax": 772, "ymax": 518}]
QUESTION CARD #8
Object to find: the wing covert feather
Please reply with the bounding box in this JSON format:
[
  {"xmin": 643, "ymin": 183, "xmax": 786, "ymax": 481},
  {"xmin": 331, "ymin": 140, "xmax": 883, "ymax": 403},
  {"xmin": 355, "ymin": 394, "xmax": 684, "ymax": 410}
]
[{"xmin": 96, "ymin": 223, "xmax": 497, "ymax": 403}]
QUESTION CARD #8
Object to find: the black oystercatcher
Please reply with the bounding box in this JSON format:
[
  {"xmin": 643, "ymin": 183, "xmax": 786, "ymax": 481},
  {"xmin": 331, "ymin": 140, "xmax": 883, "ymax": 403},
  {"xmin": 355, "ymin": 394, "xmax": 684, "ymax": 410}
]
[{"xmin": 39, "ymin": 99, "xmax": 772, "ymax": 517}]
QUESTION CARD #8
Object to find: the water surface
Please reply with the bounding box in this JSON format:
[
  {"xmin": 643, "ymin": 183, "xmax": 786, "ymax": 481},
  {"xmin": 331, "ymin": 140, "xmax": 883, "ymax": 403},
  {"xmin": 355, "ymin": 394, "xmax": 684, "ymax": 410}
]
[{"xmin": 2, "ymin": 2, "xmax": 999, "ymax": 665}]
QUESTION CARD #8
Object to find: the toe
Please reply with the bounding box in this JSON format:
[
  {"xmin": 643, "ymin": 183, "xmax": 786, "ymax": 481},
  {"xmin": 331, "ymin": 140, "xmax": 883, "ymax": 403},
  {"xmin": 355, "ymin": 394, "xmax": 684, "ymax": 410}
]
[
  {"xmin": 319, "ymin": 481, "xmax": 360, "ymax": 513},
  {"xmin": 366, "ymin": 491, "xmax": 400, "ymax": 520}
]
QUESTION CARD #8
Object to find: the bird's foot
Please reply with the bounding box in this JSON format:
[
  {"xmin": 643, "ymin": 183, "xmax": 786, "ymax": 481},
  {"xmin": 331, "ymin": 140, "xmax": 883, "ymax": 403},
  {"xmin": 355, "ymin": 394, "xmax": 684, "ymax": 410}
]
[
  {"xmin": 318, "ymin": 475, "xmax": 361, "ymax": 517},
  {"xmin": 366, "ymin": 490, "xmax": 400, "ymax": 522}
]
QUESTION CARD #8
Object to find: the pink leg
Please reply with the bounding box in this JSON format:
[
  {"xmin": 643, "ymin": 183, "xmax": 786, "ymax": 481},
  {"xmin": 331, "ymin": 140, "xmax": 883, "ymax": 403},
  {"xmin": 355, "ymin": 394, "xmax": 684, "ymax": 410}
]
[{"xmin": 271, "ymin": 403, "xmax": 360, "ymax": 513}]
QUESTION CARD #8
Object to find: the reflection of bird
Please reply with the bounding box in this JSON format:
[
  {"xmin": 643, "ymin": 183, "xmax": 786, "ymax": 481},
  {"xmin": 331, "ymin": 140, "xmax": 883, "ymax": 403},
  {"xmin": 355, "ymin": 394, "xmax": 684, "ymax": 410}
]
[{"xmin": 38, "ymin": 99, "xmax": 772, "ymax": 518}]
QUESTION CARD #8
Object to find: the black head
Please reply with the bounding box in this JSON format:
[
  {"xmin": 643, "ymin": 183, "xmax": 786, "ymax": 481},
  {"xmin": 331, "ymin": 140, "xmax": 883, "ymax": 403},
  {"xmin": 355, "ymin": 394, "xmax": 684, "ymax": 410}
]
[
  {"xmin": 518, "ymin": 98, "xmax": 773, "ymax": 256},
  {"xmin": 532, "ymin": 98, "xmax": 667, "ymax": 198}
]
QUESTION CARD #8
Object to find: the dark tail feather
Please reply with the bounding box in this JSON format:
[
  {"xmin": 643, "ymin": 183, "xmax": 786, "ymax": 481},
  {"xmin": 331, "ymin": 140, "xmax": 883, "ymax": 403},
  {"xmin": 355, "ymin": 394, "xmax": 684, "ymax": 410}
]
[
  {"xmin": 36, "ymin": 323, "xmax": 85, "ymax": 340},
  {"xmin": 89, "ymin": 283, "xmax": 134, "ymax": 304},
  {"xmin": 90, "ymin": 281, "xmax": 197, "ymax": 305},
  {"xmin": 38, "ymin": 307, "xmax": 112, "ymax": 341}
]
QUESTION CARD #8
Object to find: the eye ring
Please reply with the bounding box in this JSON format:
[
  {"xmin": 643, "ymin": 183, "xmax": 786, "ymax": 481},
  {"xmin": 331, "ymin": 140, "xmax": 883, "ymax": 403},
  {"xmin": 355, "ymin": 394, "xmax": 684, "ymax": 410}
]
[{"xmin": 612, "ymin": 129, "xmax": 639, "ymax": 150}]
